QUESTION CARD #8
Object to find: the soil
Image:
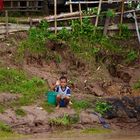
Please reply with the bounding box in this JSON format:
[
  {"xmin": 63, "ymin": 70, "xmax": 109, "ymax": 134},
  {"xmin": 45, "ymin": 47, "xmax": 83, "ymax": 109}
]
[{"xmin": 0, "ymin": 33, "xmax": 140, "ymax": 134}]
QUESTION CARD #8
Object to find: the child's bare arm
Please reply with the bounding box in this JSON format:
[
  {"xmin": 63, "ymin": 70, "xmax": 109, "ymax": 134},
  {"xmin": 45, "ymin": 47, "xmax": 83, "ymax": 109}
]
[{"xmin": 51, "ymin": 80, "xmax": 60, "ymax": 91}]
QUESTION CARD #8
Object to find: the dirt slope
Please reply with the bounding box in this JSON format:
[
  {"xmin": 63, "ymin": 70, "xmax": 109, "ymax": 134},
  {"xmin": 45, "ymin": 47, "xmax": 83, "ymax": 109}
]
[{"xmin": 0, "ymin": 33, "xmax": 140, "ymax": 134}]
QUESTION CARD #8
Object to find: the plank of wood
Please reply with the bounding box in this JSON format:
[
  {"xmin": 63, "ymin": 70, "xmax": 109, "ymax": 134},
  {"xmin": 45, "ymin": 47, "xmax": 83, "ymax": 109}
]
[
  {"xmin": 65, "ymin": 0, "xmax": 138, "ymax": 5},
  {"xmin": 120, "ymin": 0, "xmax": 125, "ymax": 24},
  {"xmin": 95, "ymin": 0, "xmax": 102, "ymax": 27},
  {"xmin": 31, "ymin": 12, "xmax": 80, "ymax": 22},
  {"xmin": 54, "ymin": 0, "xmax": 57, "ymax": 34},
  {"xmin": 133, "ymin": 11, "xmax": 140, "ymax": 44}
]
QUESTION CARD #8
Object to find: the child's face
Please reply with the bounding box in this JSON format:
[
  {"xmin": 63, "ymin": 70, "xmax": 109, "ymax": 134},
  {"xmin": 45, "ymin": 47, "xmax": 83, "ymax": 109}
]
[{"xmin": 60, "ymin": 79, "xmax": 67, "ymax": 88}]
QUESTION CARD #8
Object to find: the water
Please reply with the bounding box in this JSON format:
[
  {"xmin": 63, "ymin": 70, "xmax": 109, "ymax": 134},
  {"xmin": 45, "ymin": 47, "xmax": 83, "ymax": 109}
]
[{"xmin": 8, "ymin": 130, "xmax": 140, "ymax": 140}]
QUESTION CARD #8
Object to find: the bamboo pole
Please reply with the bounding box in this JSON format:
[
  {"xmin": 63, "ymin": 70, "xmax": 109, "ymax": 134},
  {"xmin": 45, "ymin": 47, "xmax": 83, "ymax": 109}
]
[
  {"xmin": 69, "ymin": 0, "xmax": 73, "ymax": 13},
  {"xmin": 79, "ymin": 2, "xmax": 82, "ymax": 25},
  {"xmin": 29, "ymin": 17, "xmax": 33, "ymax": 28},
  {"xmin": 54, "ymin": 0, "xmax": 57, "ymax": 34},
  {"xmin": 65, "ymin": 0, "xmax": 125, "ymax": 5},
  {"xmin": 5, "ymin": 10, "xmax": 8, "ymax": 37},
  {"xmin": 69, "ymin": 0, "xmax": 74, "ymax": 31},
  {"xmin": 120, "ymin": 0, "xmax": 125, "ymax": 24},
  {"xmin": 133, "ymin": 11, "xmax": 140, "ymax": 44},
  {"xmin": 119, "ymin": 0, "xmax": 124, "ymax": 35},
  {"xmin": 95, "ymin": 0, "xmax": 102, "ymax": 27}
]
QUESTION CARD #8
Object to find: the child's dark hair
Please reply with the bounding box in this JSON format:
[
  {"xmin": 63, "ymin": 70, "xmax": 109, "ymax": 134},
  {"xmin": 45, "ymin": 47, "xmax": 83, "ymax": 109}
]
[{"xmin": 59, "ymin": 76, "xmax": 67, "ymax": 82}]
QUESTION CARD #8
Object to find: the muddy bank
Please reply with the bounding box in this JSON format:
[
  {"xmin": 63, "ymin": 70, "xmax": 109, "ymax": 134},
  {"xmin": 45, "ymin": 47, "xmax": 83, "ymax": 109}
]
[
  {"xmin": 1, "ymin": 94, "xmax": 140, "ymax": 134},
  {"xmin": 0, "ymin": 33, "xmax": 140, "ymax": 135}
]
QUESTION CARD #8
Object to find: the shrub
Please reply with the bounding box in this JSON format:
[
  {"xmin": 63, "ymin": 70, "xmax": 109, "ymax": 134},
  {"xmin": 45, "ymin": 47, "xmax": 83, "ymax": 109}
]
[
  {"xmin": 118, "ymin": 24, "xmax": 131, "ymax": 39},
  {"xmin": 49, "ymin": 114, "xmax": 70, "ymax": 126},
  {"xmin": 95, "ymin": 101, "xmax": 112, "ymax": 115},
  {"xmin": 49, "ymin": 114, "xmax": 79, "ymax": 126},
  {"xmin": 126, "ymin": 50, "xmax": 138, "ymax": 63},
  {"xmin": 133, "ymin": 80, "xmax": 140, "ymax": 89}
]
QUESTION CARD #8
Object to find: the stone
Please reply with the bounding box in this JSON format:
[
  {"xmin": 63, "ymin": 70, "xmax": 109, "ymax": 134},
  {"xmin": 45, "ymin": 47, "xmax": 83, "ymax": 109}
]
[
  {"xmin": 106, "ymin": 83, "xmax": 121, "ymax": 95},
  {"xmin": 125, "ymin": 109, "xmax": 137, "ymax": 118},
  {"xmin": 0, "ymin": 93, "xmax": 20, "ymax": 103},
  {"xmin": 87, "ymin": 83, "xmax": 104, "ymax": 96},
  {"xmin": 79, "ymin": 111, "xmax": 99, "ymax": 124},
  {"xmin": 104, "ymin": 110, "xmax": 117, "ymax": 119},
  {"xmin": 134, "ymin": 97, "xmax": 140, "ymax": 106}
]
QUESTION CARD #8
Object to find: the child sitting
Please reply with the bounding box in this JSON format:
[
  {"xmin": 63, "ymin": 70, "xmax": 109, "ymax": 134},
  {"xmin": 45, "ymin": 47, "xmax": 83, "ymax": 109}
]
[{"xmin": 53, "ymin": 76, "xmax": 71, "ymax": 109}]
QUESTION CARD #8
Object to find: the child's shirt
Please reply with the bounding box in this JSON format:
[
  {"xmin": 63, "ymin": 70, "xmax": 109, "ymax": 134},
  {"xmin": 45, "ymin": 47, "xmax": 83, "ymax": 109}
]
[{"xmin": 55, "ymin": 85, "xmax": 71, "ymax": 96}]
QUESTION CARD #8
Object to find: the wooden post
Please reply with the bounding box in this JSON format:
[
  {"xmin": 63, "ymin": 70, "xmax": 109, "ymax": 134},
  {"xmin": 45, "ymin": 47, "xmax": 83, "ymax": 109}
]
[
  {"xmin": 69, "ymin": 0, "xmax": 75, "ymax": 31},
  {"xmin": 103, "ymin": 16, "xmax": 110, "ymax": 35},
  {"xmin": 119, "ymin": 0, "xmax": 124, "ymax": 35},
  {"xmin": 29, "ymin": 18, "xmax": 33, "ymax": 28},
  {"xmin": 79, "ymin": 2, "xmax": 82, "ymax": 25},
  {"xmin": 133, "ymin": 11, "xmax": 140, "ymax": 44},
  {"xmin": 54, "ymin": 0, "xmax": 57, "ymax": 34},
  {"xmin": 5, "ymin": 10, "xmax": 8, "ymax": 37},
  {"xmin": 120, "ymin": 0, "xmax": 124, "ymax": 24},
  {"xmin": 95, "ymin": 0, "xmax": 102, "ymax": 27},
  {"xmin": 69, "ymin": 0, "xmax": 73, "ymax": 13}
]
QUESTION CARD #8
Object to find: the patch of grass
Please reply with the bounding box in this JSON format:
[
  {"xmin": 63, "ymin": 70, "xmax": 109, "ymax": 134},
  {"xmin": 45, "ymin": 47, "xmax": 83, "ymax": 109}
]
[
  {"xmin": 118, "ymin": 24, "xmax": 131, "ymax": 39},
  {"xmin": 0, "ymin": 104, "xmax": 5, "ymax": 114},
  {"xmin": 0, "ymin": 122, "xmax": 12, "ymax": 132},
  {"xmin": 133, "ymin": 80, "xmax": 140, "ymax": 89},
  {"xmin": 54, "ymin": 53, "xmax": 62, "ymax": 63},
  {"xmin": 95, "ymin": 101, "xmax": 112, "ymax": 115},
  {"xmin": 72, "ymin": 100, "xmax": 91, "ymax": 111},
  {"xmin": 49, "ymin": 114, "xmax": 79, "ymax": 126},
  {"xmin": 82, "ymin": 128, "xmax": 111, "ymax": 134},
  {"xmin": 15, "ymin": 108, "xmax": 26, "ymax": 117},
  {"xmin": 49, "ymin": 114, "xmax": 71, "ymax": 126},
  {"xmin": 126, "ymin": 50, "xmax": 138, "ymax": 63},
  {"xmin": 0, "ymin": 131, "xmax": 18, "ymax": 139},
  {"xmin": 0, "ymin": 68, "xmax": 48, "ymax": 106}
]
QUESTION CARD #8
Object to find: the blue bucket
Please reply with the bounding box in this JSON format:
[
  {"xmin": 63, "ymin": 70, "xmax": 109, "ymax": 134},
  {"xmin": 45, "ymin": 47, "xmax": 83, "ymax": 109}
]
[
  {"xmin": 46, "ymin": 91, "xmax": 67, "ymax": 107},
  {"xmin": 46, "ymin": 91, "xmax": 58, "ymax": 105}
]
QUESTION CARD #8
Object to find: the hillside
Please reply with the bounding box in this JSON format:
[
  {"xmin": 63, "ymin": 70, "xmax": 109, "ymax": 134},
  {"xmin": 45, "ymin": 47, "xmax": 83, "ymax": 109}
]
[{"xmin": 0, "ymin": 19, "xmax": 140, "ymax": 137}]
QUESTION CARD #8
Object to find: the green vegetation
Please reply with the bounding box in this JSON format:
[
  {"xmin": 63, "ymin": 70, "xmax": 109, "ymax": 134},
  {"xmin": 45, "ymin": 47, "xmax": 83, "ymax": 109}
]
[
  {"xmin": 0, "ymin": 67, "xmax": 47, "ymax": 106},
  {"xmin": 0, "ymin": 122, "xmax": 12, "ymax": 132},
  {"xmin": 0, "ymin": 131, "xmax": 18, "ymax": 139},
  {"xmin": 126, "ymin": 50, "xmax": 138, "ymax": 63},
  {"xmin": 0, "ymin": 104, "xmax": 5, "ymax": 113},
  {"xmin": 106, "ymin": 9, "xmax": 115, "ymax": 18},
  {"xmin": 16, "ymin": 18, "xmax": 139, "ymax": 65},
  {"xmin": 49, "ymin": 114, "xmax": 79, "ymax": 126},
  {"xmin": 15, "ymin": 108, "xmax": 27, "ymax": 117},
  {"xmin": 72, "ymin": 99, "xmax": 92, "ymax": 111},
  {"xmin": 133, "ymin": 80, "xmax": 140, "ymax": 89},
  {"xmin": 118, "ymin": 24, "xmax": 131, "ymax": 39},
  {"xmin": 83, "ymin": 7, "xmax": 98, "ymax": 16},
  {"xmin": 82, "ymin": 128, "xmax": 111, "ymax": 134},
  {"xmin": 95, "ymin": 101, "xmax": 112, "ymax": 115},
  {"xmin": 0, "ymin": 121, "xmax": 21, "ymax": 139}
]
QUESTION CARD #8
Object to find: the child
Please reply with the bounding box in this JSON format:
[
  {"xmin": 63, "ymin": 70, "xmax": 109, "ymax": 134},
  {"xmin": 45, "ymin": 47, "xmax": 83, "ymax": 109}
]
[{"xmin": 53, "ymin": 76, "xmax": 71, "ymax": 109}]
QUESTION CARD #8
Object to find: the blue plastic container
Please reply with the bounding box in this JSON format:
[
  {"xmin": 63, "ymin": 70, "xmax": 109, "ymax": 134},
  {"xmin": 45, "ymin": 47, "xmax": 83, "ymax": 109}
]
[
  {"xmin": 46, "ymin": 91, "xmax": 58, "ymax": 105},
  {"xmin": 46, "ymin": 91, "xmax": 66, "ymax": 107}
]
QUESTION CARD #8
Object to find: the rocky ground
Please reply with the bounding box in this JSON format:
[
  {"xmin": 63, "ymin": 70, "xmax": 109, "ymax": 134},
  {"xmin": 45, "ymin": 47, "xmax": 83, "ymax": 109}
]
[{"xmin": 0, "ymin": 32, "xmax": 140, "ymax": 134}]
